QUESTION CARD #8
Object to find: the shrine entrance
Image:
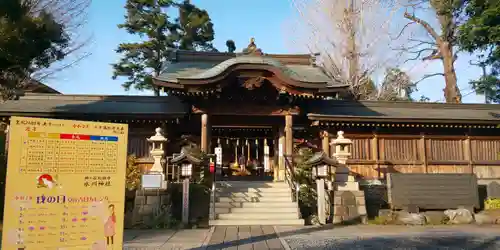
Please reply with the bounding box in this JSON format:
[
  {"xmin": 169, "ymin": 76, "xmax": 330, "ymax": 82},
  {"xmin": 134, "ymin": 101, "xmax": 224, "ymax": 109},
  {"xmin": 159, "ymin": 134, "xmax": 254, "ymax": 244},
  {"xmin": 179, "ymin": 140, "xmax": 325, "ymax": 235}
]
[{"xmin": 211, "ymin": 126, "xmax": 276, "ymax": 181}]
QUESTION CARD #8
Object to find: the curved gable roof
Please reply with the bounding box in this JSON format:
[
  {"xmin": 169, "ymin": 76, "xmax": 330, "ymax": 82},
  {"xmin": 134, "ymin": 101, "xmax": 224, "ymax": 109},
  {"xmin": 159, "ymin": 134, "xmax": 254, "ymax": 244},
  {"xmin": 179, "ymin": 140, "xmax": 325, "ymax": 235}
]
[{"xmin": 152, "ymin": 50, "xmax": 347, "ymax": 93}]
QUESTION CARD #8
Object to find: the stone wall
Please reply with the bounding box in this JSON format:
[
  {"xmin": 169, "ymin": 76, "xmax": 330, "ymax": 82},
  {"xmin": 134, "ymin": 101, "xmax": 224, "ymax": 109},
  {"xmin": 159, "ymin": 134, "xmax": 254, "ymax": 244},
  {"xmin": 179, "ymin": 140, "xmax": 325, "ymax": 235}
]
[
  {"xmin": 129, "ymin": 189, "xmax": 170, "ymax": 228},
  {"xmin": 129, "ymin": 183, "xmax": 210, "ymax": 229},
  {"xmin": 332, "ymin": 190, "xmax": 367, "ymax": 224}
]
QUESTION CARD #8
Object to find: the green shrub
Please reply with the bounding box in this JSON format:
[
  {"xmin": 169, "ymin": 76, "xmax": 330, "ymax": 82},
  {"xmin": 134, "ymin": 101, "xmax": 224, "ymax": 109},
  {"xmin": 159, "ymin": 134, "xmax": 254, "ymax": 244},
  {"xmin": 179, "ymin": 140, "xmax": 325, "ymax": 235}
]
[
  {"xmin": 293, "ymin": 148, "xmax": 317, "ymax": 218},
  {"xmin": 485, "ymin": 198, "xmax": 500, "ymax": 210},
  {"xmin": 125, "ymin": 155, "xmax": 141, "ymax": 191}
]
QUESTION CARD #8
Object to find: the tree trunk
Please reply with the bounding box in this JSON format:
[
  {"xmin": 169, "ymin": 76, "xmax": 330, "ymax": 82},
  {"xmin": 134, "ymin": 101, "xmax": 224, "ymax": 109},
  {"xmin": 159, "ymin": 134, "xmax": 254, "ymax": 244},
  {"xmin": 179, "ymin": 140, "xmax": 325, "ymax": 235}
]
[
  {"xmin": 153, "ymin": 69, "xmax": 160, "ymax": 96},
  {"xmin": 440, "ymin": 42, "xmax": 461, "ymax": 103}
]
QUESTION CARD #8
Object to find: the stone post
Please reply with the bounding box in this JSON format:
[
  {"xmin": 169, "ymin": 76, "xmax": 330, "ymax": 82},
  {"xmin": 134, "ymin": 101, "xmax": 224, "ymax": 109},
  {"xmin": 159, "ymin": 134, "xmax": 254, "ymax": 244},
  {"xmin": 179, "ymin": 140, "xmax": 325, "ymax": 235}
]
[
  {"xmin": 320, "ymin": 131, "xmax": 333, "ymax": 221},
  {"xmin": 133, "ymin": 127, "xmax": 169, "ymax": 227},
  {"xmin": 330, "ymin": 131, "xmax": 367, "ymax": 224}
]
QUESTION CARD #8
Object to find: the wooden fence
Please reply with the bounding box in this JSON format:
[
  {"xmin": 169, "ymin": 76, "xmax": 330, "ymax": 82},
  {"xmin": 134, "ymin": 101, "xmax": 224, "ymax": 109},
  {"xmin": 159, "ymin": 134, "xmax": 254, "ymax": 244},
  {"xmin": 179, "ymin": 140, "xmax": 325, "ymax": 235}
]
[{"xmin": 346, "ymin": 134, "xmax": 500, "ymax": 180}]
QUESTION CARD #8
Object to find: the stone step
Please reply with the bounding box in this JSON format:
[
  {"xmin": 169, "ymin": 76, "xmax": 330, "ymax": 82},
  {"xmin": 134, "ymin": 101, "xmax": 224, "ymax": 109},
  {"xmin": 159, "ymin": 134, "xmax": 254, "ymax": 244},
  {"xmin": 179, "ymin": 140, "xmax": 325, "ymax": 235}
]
[
  {"xmin": 215, "ymin": 187, "xmax": 291, "ymax": 193},
  {"xmin": 214, "ymin": 196, "xmax": 292, "ymax": 203},
  {"xmin": 217, "ymin": 212, "xmax": 299, "ymax": 220},
  {"xmin": 213, "ymin": 207, "xmax": 298, "ymax": 214},
  {"xmin": 217, "ymin": 181, "xmax": 288, "ymax": 188},
  {"xmin": 212, "ymin": 201, "xmax": 297, "ymax": 208},
  {"xmin": 216, "ymin": 192, "xmax": 291, "ymax": 198},
  {"xmin": 209, "ymin": 219, "xmax": 305, "ymax": 226}
]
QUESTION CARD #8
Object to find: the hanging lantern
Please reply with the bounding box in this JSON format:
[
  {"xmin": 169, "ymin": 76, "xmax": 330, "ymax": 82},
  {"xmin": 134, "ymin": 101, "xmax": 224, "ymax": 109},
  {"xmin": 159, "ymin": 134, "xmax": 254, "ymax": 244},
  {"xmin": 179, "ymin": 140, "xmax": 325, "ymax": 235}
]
[{"xmin": 226, "ymin": 138, "xmax": 229, "ymax": 145}]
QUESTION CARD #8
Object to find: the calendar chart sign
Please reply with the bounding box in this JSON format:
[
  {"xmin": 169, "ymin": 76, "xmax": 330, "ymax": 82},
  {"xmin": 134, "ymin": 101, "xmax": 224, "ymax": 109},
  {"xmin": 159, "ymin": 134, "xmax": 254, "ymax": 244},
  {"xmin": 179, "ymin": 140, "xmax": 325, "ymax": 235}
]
[{"xmin": 1, "ymin": 116, "xmax": 128, "ymax": 250}]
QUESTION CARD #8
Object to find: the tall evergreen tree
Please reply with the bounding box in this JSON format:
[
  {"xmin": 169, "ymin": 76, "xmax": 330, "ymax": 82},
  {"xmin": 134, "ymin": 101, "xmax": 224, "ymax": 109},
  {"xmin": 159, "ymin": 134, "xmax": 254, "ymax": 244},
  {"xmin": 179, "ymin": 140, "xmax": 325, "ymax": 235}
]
[
  {"xmin": 0, "ymin": 0, "xmax": 69, "ymax": 101},
  {"xmin": 457, "ymin": 0, "xmax": 500, "ymax": 103},
  {"xmin": 112, "ymin": 0, "xmax": 177, "ymax": 96},
  {"xmin": 112, "ymin": 0, "xmax": 216, "ymax": 95},
  {"xmin": 176, "ymin": 0, "xmax": 216, "ymax": 51}
]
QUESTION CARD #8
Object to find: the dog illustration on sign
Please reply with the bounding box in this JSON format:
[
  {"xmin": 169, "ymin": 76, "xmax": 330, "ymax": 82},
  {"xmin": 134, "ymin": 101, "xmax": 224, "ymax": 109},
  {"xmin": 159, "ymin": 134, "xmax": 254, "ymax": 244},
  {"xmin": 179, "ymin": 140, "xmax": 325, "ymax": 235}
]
[{"xmin": 36, "ymin": 174, "xmax": 57, "ymax": 189}]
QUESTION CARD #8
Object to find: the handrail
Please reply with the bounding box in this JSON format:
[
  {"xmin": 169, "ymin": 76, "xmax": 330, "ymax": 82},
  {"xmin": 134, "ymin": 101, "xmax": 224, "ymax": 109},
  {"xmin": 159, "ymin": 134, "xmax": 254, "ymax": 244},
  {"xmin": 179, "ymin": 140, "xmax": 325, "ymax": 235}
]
[{"xmin": 284, "ymin": 155, "xmax": 301, "ymax": 217}]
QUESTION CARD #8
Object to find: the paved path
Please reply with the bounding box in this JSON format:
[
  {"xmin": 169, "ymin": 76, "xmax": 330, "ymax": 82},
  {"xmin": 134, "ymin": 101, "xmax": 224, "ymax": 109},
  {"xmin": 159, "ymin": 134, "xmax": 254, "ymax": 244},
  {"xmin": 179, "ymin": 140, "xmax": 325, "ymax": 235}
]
[
  {"xmin": 124, "ymin": 226, "xmax": 284, "ymax": 250},
  {"xmin": 205, "ymin": 226, "xmax": 284, "ymax": 250},
  {"xmin": 123, "ymin": 225, "xmax": 500, "ymax": 250},
  {"xmin": 275, "ymin": 225, "xmax": 500, "ymax": 250},
  {"xmin": 124, "ymin": 228, "xmax": 212, "ymax": 250}
]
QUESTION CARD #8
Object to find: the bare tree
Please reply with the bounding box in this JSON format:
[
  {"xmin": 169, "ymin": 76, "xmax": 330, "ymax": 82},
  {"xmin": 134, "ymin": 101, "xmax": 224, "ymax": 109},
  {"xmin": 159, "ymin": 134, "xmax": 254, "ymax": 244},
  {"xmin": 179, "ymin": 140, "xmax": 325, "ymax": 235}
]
[
  {"xmin": 25, "ymin": 0, "xmax": 92, "ymax": 81},
  {"xmin": 289, "ymin": 0, "xmax": 413, "ymax": 100},
  {"xmin": 393, "ymin": 0, "xmax": 462, "ymax": 103}
]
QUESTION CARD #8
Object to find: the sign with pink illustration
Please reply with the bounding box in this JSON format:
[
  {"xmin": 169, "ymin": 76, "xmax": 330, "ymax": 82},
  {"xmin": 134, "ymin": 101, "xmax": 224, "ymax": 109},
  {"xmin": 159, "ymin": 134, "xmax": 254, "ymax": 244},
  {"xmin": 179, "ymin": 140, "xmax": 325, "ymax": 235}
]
[{"xmin": 1, "ymin": 117, "xmax": 128, "ymax": 250}]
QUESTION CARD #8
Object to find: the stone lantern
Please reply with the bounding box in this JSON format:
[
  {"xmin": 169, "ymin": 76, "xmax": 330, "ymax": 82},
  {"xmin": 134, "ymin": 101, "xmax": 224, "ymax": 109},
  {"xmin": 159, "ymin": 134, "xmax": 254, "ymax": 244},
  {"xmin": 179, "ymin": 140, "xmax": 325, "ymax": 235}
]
[
  {"xmin": 330, "ymin": 131, "xmax": 358, "ymax": 191},
  {"xmin": 331, "ymin": 131, "xmax": 352, "ymax": 164},
  {"xmin": 147, "ymin": 127, "xmax": 168, "ymax": 174}
]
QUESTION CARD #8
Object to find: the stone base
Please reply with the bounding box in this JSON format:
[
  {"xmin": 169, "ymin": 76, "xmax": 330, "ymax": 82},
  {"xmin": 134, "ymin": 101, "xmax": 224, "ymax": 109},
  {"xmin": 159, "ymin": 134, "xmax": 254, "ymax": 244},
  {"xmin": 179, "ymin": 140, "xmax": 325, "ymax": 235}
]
[
  {"xmin": 335, "ymin": 181, "xmax": 359, "ymax": 191},
  {"xmin": 332, "ymin": 190, "xmax": 367, "ymax": 224},
  {"xmin": 132, "ymin": 189, "xmax": 170, "ymax": 227}
]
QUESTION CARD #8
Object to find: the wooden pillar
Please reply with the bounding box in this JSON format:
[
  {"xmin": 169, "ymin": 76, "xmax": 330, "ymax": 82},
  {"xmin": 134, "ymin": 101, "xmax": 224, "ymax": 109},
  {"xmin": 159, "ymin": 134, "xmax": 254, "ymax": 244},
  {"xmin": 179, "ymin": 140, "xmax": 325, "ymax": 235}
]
[
  {"xmin": 371, "ymin": 133, "xmax": 380, "ymax": 179},
  {"xmin": 285, "ymin": 115, "xmax": 293, "ymax": 158},
  {"xmin": 276, "ymin": 127, "xmax": 285, "ymax": 181},
  {"xmin": 464, "ymin": 136, "xmax": 473, "ymax": 173},
  {"xmin": 284, "ymin": 115, "xmax": 293, "ymax": 181},
  {"xmin": 200, "ymin": 114, "xmax": 210, "ymax": 153},
  {"xmin": 321, "ymin": 131, "xmax": 330, "ymax": 155},
  {"xmin": 419, "ymin": 134, "xmax": 428, "ymax": 173}
]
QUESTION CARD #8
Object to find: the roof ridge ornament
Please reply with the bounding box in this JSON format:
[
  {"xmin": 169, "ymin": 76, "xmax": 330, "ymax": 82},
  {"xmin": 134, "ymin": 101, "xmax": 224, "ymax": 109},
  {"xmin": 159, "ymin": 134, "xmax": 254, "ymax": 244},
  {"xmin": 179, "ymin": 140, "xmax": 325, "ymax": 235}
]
[{"xmin": 242, "ymin": 37, "xmax": 263, "ymax": 56}]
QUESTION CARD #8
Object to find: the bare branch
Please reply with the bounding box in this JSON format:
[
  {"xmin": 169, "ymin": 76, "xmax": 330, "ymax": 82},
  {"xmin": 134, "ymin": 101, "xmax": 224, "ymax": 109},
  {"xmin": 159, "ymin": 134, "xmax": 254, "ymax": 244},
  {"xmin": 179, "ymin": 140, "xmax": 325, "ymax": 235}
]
[
  {"xmin": 391, "ymin": 22, "xmax": 414, "ymax": 40},
  {"xmin": 414, "ymin": 72, "xmax": 444, "ymax": 84},
  {"xmin": 288, "ymin": 0, "xmax": 408, "ymax": 96},
  {"xmin": 403, "ymin": 11, "xmax": 440, "ymax": 41},
  {"xmin": 408, "ymin": 38, "xmax": 436, "ymax": 45}
]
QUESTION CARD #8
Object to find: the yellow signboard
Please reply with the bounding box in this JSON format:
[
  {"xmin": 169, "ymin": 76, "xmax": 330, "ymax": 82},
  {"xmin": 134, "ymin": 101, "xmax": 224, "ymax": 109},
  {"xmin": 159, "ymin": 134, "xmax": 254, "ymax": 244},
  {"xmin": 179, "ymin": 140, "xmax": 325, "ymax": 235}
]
[{"xmin": 1, "ymin": 116, "xmax": 128, "ymax": 250}]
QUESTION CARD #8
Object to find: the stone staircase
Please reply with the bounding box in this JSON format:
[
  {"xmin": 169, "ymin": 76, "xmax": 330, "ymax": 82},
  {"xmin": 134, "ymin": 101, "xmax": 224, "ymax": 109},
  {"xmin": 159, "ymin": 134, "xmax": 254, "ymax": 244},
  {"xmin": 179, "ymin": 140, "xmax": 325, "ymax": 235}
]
[{"xmin": 209, "ymin": 181, "xmax": 305, "ymax": 226}]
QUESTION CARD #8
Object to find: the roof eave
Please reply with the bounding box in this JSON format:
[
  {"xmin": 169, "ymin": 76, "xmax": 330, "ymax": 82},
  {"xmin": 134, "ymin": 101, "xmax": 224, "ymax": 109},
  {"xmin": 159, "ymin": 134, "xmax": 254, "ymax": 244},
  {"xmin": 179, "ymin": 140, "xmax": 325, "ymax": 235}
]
[{"xmin": 307, "ymin": 113, "xmax": 500, "ymax": 124}]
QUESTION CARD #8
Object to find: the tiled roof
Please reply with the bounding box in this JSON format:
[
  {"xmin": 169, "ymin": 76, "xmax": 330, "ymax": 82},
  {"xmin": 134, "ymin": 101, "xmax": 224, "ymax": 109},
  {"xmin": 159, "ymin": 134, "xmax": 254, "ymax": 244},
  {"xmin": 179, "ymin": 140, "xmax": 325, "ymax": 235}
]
[
  {"xmin": 156, "ymin": 56, "xmax": 336, "ymax": 84},
  {"xmin": 0, "ymin": 94, "xmax": 188, "ymax": 117},
  {"xmin": 308, "ymin": 100, "xmax": 500, "ymax": 123}
]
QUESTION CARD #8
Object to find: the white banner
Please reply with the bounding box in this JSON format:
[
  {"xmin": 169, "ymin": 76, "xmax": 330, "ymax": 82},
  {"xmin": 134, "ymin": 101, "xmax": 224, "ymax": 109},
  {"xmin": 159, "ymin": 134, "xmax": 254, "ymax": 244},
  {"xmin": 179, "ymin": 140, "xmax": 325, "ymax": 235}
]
[
  {"xmin": 215, "ymin": 146, "xmax": 222, "ymax": 165},
  {"xmin": 264, "ymin": 145, "xmax": 270, "ymax": 172}
]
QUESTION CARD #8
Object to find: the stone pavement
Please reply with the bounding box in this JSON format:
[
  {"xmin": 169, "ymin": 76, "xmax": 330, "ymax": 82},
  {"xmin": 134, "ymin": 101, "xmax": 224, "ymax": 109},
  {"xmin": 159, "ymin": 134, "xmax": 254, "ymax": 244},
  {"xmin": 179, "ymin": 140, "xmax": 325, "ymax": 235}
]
[
  {"xmin": 275, "ymin": 225, "xmax": 500, "ymax": 250},
  {"xmin": 124, "ymin": 225, "xmax": 500, "ymax": 250},
  {"xmin": 124, "ymin": 228, "xmax": 212, "ymax": 250},
  {"xmin": 205, "ymin": 226, "xmax": 284, "ymax": 250},
  {"xmin": 124, "ymin": 226, "xmax": 285, "ymax": 250}
]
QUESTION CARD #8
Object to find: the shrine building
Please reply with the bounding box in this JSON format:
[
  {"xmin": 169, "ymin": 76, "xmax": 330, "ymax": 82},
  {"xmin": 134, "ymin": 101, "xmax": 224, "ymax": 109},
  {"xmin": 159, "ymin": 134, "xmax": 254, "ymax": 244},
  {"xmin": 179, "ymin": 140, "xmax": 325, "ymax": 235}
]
[{"xmin": 1, "ymin": 40, "xmax": 499, "ymax": 225}]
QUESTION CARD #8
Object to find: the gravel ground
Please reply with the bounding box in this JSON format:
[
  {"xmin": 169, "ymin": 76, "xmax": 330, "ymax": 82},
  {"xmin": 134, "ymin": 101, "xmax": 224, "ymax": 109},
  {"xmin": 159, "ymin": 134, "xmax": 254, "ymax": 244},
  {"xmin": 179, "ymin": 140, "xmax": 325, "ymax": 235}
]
[{"xmin": 279, "ymin": 226, "xmax": 500, "ymax": 250}]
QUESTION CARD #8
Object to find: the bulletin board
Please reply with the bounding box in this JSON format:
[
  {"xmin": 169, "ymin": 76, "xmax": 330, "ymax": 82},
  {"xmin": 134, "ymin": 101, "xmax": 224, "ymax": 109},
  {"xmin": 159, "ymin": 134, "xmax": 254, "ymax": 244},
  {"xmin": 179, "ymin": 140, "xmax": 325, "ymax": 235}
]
[{"xmin": 1, "ymin": 116, "xmax": 128, "ymax": 250}]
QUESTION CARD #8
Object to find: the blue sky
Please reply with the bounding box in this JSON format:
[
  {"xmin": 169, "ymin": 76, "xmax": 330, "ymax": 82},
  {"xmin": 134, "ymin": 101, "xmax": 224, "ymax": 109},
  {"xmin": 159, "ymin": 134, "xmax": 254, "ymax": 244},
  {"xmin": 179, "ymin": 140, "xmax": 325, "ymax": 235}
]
[{"xmin": 47, "ymin": 0, "xmax": 484, "ymax": 103}]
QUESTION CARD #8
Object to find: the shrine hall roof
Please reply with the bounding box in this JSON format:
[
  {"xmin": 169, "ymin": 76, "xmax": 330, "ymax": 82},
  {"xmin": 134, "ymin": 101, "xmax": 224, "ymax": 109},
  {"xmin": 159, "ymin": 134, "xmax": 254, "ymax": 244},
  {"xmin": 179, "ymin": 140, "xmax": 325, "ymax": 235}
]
[
  {"xmin": 0, "ymin": 94, "xmax": 499, "ymax": 125},
  {"xmin": 0, "ymin": 93, "xmax": 188, "ymax": 118},
  {"xmin": 308, "ymin": 100, "xmax": 500, "ymax": 124},
  {"xmin": 153, "ymin": 50, "xmax": 345, "ymax": 90}
]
